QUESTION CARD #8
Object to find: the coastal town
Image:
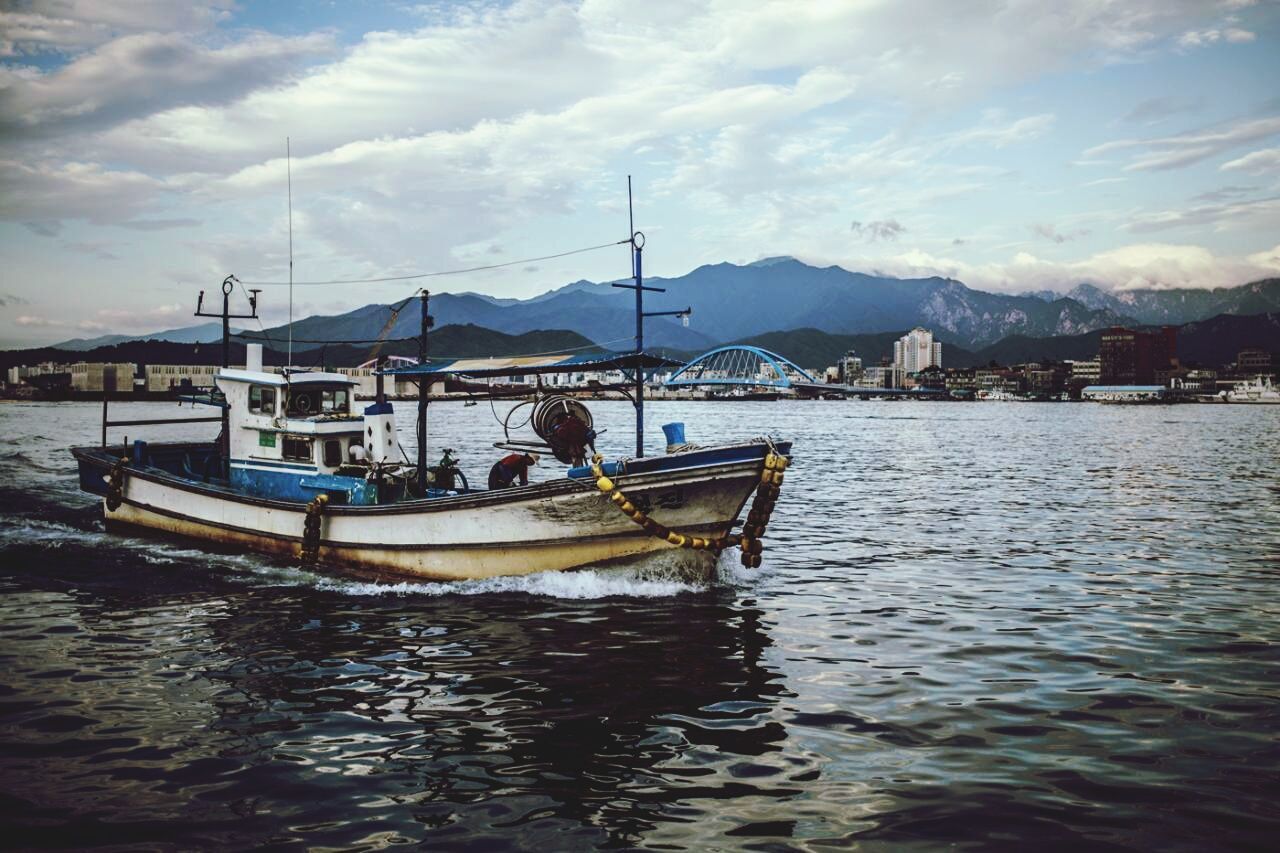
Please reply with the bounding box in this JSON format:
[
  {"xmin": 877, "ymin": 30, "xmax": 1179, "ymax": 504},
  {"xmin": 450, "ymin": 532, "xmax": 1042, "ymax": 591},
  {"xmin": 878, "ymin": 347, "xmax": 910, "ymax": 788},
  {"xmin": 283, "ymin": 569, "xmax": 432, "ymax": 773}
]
[{"xmin": 4, "ymin": 322, "xmax": 1275, "ymax": 404}]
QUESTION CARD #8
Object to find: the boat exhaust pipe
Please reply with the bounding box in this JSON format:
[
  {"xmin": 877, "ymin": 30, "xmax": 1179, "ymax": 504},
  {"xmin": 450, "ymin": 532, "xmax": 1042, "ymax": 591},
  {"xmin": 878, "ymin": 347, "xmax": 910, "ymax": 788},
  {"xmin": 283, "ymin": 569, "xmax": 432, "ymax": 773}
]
[{"xmin": 246, "ymin": 343, "xmax": 263, "ymax": 373}]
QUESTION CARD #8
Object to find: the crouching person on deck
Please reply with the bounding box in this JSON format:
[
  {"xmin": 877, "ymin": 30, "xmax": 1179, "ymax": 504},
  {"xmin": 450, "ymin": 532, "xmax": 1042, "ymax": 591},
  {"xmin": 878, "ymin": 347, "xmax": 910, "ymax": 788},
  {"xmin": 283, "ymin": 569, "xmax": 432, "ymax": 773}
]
[{"xmin": 488, "ymin": 452, "xmax": 539, "ymax": 489}]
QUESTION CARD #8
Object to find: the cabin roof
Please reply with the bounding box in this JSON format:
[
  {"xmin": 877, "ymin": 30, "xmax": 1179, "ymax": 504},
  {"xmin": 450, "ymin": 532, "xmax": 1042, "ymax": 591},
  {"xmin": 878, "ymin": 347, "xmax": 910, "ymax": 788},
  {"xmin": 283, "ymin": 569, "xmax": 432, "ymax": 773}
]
[{"xmin": 217, "ymin": 368, "xmax": 357, "ymax": 387}]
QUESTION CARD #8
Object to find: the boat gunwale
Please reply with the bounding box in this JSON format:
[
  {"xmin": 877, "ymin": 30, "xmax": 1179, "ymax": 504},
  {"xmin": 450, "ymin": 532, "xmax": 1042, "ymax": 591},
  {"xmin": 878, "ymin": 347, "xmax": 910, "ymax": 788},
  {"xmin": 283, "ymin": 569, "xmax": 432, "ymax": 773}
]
[{"xmin": 72, "ymin": 439, "xmax": 788, "ymax": 516}]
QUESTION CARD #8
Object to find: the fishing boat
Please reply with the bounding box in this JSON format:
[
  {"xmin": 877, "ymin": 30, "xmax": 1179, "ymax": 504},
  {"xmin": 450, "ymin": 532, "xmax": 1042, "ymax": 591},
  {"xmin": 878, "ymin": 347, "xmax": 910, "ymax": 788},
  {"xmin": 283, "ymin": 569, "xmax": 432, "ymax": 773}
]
[
  {"xmin": 71, "ymin": 236, "xmax": 793, "ymax": 581},
  {"xmin": 1223, "ymin": 375, "xmax": 1280, "ymax": 404}
]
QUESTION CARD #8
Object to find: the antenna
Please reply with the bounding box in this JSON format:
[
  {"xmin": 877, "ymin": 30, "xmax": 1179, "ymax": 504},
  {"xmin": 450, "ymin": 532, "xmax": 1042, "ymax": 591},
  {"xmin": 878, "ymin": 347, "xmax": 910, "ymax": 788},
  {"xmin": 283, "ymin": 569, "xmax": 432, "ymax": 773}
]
[
  {"xmin": 627, "ymin": 174, "xmax": 635, "ymax": 278},
  {"xmin": 287, "ymin": 136, "xmax": 294, "ymax": 369}
]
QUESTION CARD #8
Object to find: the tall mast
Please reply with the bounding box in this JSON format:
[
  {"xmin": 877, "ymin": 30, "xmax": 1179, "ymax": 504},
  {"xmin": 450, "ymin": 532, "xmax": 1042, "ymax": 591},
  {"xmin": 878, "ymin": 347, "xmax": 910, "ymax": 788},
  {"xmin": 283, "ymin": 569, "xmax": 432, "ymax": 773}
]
[
  {"xmin": 417, "ymin": 290, "xmax": 431, "ymax": 491},
  {"xmin": 286, "ymin": 137, "xmax": 294, "ymax": 369}
]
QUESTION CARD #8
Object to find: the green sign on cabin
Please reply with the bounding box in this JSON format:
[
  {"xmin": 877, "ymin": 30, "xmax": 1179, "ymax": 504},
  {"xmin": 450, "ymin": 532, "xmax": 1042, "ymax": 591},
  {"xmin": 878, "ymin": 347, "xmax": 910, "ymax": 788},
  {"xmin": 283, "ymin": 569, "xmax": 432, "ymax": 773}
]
[{"xmin": 259, "ymin": 431, "xmax": 276, "ymax": 448}]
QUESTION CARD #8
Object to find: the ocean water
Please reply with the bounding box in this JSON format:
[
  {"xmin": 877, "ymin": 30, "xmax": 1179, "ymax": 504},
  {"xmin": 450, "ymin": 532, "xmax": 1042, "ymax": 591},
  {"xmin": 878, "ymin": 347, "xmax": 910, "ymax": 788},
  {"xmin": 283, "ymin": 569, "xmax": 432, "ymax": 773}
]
[{"xmin": 1, "ymin": 398, "xmax": 1277, "ymax": 850}]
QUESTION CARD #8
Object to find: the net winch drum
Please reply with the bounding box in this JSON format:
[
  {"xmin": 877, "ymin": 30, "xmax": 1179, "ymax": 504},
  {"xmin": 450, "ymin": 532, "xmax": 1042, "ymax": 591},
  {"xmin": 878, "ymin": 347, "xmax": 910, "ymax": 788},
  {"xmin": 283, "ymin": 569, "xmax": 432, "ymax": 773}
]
[{"xmin": 532, "ymin": 395, "xmax": 594, "ymax": 464}]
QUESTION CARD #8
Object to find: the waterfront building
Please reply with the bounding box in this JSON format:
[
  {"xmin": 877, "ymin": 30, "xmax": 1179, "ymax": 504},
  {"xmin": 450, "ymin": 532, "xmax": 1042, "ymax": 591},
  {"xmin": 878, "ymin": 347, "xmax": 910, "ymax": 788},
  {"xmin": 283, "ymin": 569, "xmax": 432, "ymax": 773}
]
[
  {"xmin": 861, "ymin": 366, "xmax": 901, "ymax": 389},
  {"xmin": 1099, "ymin": 326, "xmax": 1177, "ymax": 385},
  {"xmin": 893, "ymin": 327, "xmax": 942, "ymax": 374},
  {"xmin": 1067, "ymin": 358, "xmax": 1100, "ymax": 384},
  {"xmin": 944, "ymin": 367, "xmax": 977, "ymax": 392},
  {"xmin": 6, "ymin": 362, "xmax": 62, "ymax": 386},
  {"xmin": 70, "ymin": 362, "xmax": 135, "ymax": 393},
  {"xmin": 838, "ymin": 350, "xmax": 863, "ymax": 384},
  {"xmin": 1235, "ymin": 347, "xmax": 1273, "ymax": 375},
  {"xmin": 144, "ymin": 364, "xmax": 221, "ymax": 393}
]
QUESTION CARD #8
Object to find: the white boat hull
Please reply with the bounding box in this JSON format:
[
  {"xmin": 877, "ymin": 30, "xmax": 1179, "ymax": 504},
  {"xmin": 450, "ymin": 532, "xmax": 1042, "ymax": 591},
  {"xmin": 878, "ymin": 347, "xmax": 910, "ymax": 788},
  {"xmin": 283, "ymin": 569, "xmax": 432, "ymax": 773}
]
[{"xmin": 80, "ymin": 443, "xmax": 779, "ymax": 581}]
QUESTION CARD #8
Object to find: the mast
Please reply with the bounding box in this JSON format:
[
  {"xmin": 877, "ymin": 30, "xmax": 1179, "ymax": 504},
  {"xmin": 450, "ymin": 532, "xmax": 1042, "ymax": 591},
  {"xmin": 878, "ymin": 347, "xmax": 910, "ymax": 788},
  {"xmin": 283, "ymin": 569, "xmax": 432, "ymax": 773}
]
[
  {"xmin": 633, "ymin": 236, "xmax": 645, "ymax": 457},
  {"xmin": 286, "ymin": 137, "xmax": 294, "ymax": 369},
  {"xmin": 195, "ymin": 276, "xmax": 258, "ymax": 475},
  {"xmin": 611, "ymin": 178, "xmax": 689, "ymax": 458},
  {"xmin": 417, "ymin": 290, "xmax": 431, "ymax": 490}
]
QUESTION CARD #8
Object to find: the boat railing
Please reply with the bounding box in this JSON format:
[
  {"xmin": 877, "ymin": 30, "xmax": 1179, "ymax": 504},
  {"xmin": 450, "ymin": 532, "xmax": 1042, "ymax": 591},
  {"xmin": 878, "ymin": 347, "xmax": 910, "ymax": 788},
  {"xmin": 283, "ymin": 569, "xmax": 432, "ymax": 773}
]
[{"xmin": 100, "ymin": 389, "xmax": 224, "ymax": 449}]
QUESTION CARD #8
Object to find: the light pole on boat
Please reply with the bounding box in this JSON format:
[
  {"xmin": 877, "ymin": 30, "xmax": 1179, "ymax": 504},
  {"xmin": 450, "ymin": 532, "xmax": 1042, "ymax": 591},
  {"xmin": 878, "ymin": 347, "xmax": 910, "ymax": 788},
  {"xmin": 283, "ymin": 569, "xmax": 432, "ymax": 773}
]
[
  {"xmin": 195, "ymin": 275, "xmax": 260, "ymax": 474},
  {"xmin": 611, "ymin": 178, "xmax": 691, "ymax": 458}
]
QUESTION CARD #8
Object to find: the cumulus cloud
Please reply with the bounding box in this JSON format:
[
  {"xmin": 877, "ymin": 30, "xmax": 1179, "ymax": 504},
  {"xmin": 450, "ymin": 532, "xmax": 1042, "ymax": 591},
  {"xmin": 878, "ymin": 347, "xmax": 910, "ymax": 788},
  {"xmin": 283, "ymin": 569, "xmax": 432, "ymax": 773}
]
[
  {"xmin": 1032, "ymin": 223, "xmax": 1091, "ymax": 244},
  {"xmin": 807, "ymin": 242, "xmax": 1278, "ymax": 295},
  {"xmin": 850, "ymin": 220, "xmax": 905, "ymax": 242}
]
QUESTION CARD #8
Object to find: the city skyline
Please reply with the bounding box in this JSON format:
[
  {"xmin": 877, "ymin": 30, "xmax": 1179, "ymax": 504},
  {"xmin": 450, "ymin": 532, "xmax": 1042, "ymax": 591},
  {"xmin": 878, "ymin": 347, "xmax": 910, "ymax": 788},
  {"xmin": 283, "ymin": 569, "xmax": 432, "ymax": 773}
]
[{"xmin": 2, "ymin": 1, "xmax": 1279, "ymax": 348}]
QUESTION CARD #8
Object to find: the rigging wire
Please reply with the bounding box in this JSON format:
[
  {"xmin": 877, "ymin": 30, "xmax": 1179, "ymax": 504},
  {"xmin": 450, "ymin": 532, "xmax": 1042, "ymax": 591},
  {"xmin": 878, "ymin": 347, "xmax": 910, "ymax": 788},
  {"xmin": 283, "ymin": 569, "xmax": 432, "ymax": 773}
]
[{"xmin": 240, "ymin": 239, "xmax": 629, "ymax": 286}]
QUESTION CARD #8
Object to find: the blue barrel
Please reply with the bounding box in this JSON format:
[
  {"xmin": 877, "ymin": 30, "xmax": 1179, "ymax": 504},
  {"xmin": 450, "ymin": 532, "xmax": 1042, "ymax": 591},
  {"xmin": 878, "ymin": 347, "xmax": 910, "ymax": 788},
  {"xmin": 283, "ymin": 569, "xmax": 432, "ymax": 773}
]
[{"xmin": 661, "ymin": 422, "xmax": 686, "ymax": 446}]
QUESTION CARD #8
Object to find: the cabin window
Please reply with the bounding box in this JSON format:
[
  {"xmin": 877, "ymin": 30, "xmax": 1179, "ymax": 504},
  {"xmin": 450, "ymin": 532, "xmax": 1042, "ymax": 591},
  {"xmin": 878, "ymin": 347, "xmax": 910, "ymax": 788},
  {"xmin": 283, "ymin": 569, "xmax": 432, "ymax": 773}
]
[
  {"xmin": 249, "ymin": 385, "xmax": 277, "ymax": 415},
  {"xmin": 282, "ymin": 436, "xmax": 312, "ymax": 462},
  {"xmin": 322, "ymin": 388, "xmax": 349, "ymax": 414},
  {"xmin": 323, "ymin": 439, "xmax": 342, "ymax": 466}
]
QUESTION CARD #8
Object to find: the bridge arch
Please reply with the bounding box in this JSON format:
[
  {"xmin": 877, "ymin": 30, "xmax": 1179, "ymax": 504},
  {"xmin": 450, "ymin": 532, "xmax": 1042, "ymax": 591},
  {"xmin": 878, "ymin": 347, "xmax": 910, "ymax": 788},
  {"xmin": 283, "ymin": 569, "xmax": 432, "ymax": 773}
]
[
  {"xmin": 664, "ymin": 345, "xmax": 817, "ymax": 389},
  {"xmin": 357, "ymin": 354, "xmax": 419, "ymax": 370}
]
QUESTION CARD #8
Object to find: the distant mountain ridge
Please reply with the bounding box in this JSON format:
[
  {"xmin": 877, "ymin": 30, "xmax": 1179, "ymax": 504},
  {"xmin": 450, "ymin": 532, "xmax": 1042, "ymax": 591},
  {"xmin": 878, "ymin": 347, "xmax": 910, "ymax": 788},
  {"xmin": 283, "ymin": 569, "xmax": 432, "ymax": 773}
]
[
  {"xmin": 1027, "ymin": 279, "xmax": 1280, "ymax": 326},
  {"xmin": 3, "ymin": 325, "xmax": 597, "ymax": 372},
  {"xmin": 242, "ymin": 258, "xmax": 1141, "ymax": 352},
  {"xmin": 738, "ymin": 313, "xmax": 1280, "ymax": 371},
  {"xmin": 52, "ymin": 322, "xmax": 238, "ymax": 351},
  {"xmin": 38, "ymin": 262, "xmax": 1279, "ymax": 355}
]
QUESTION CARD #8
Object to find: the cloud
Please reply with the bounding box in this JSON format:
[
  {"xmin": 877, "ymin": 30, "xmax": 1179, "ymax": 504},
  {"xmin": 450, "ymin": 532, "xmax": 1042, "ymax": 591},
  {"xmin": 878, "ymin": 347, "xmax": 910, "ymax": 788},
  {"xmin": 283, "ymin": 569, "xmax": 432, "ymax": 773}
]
[
  {"xmin": 21, "ymin": 220, "xmax": 63, "ymax": 237},
  {"xmin": 116, "ymin": 218, "xmax": 203, "ymax": 231},
  {"xmin": 1121, "ymin": 95, "xmax": 1204, "ymax": 125},
  {"xmin": 0, "ymin": 159, "xmax": 168, "ymax": 224},
  {"xmin": 15, "ymin": 314, "xmax": 61, "ymax": 327},
  {"xmin": 1085, "ymin": 115, "xmax": 1280, "ymax": 172},
  {"xmin": 1032, "ymin": 223, "xmax": 1091, "ymax": 244},
  {"xmin": 0, "ymin": 1, "xmax": 233, "ymax": 56},
  {"xmin": 64, "ymin": 241, "xmax": 120, "ymax": 260},
  {"xmin": 1189, "ymin": 184, "xmax": 1258, "ymax": 203},
  {"xmin": 83, "ymin": 303, "xmax": 185, "ymax": 331},
  {"xmin": 1220, "ymin": 147, "xmax": 1280, "ymax": 175},
  {"xmin": 1246, "ymin": 243, "xmax": 1280, "ymax": 269},
  {"xmin": 0, "ymin": 30, "xmax": 336, "ymax": 139},
  {"xmin": 806, "ymin": 241, "xmax": 1279, "ymax": 295},
  {"xmin": 1126, "ymin": 196, "xmax": 1280, "ymax": 233},
  {"xmin": 1178, "ymin": 27, "xmax": 1255, "ymax": 48},
  {"xmin": 850, "ymin": 219, "xmax": 906, "ymax": 242}
]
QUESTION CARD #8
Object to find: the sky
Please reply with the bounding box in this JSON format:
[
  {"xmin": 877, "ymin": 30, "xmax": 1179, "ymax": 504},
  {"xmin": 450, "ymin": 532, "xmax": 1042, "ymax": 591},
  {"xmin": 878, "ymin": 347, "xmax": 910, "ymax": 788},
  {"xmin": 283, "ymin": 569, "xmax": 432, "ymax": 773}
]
[{"xmin": 2, "ymin": 0, "xmax": 1279, "ymax": 347}]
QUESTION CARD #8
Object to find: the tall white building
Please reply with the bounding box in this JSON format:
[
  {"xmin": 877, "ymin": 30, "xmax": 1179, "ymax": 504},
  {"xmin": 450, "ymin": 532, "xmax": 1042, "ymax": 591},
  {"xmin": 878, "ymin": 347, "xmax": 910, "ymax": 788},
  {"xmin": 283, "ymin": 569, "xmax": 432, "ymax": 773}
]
[{"xmin": 893, "ymin": 327, "xmax": 942, "ymax": 374}]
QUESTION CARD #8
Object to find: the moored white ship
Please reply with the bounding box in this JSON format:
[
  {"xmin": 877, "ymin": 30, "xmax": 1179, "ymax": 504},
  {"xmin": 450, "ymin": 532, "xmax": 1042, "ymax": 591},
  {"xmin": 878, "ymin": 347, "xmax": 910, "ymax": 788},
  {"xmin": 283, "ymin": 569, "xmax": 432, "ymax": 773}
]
[{"xmin": 1224, "ymin": 375, "xmax": 1280, "ymax": 404}]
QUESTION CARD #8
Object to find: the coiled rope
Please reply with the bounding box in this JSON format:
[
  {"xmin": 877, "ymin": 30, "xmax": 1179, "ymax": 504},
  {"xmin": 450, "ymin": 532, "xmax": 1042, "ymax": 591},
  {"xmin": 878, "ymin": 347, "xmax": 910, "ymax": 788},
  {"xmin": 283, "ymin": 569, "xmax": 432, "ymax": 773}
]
[{"xmin": 588, "ymin": 447, "xmax": 788, "ymax": 568}]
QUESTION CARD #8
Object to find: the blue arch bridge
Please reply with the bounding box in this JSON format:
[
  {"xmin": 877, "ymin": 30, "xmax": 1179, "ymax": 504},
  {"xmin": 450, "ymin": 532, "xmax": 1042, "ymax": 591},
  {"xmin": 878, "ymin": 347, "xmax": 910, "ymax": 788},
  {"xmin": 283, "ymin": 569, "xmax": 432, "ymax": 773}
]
[{"xmin": 663, "ymin": 345, "xmax": 944, "ymax": 398}]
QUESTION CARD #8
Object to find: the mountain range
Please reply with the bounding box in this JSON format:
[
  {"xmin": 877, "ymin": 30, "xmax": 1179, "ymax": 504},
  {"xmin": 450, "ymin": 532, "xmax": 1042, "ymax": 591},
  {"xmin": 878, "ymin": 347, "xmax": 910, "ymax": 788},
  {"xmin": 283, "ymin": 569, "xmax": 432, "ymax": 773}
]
[
  {"xmin": 1047, "ymin": 279, "xmax": 1280, "ymax": 326},
  {"xmin": 734, "ymin": 312, "xmax": 1280, "ymax": 372},
  {"xmin": 43, "ymin": 261, "xmax": 1280, "ymax": 356}
]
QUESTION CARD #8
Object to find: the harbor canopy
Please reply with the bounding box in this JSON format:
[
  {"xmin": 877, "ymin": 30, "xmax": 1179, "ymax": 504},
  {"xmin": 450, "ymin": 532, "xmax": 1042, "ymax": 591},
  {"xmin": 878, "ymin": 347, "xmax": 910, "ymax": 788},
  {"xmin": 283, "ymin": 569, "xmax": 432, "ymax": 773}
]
[{"xmin": 379, "ymin": 351, "xmax": 683, "ymax": 379}]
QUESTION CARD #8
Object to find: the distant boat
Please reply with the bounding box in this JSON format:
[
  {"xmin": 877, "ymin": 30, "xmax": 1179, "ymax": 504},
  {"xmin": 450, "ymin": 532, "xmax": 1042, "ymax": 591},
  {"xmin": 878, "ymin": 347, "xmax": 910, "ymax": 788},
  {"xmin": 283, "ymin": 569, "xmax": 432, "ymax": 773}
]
[{"xmin": 1224, "ymin": 375, "xmax": 1280, "ymax": 404}]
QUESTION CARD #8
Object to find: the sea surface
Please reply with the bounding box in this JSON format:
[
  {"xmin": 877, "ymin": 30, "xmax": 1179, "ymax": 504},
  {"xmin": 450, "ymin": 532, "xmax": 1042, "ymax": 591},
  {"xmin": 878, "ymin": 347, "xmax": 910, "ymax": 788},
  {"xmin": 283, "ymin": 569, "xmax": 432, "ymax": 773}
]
[{"xmin": 1, "ymin": 399, "xmax": 1277, "ymax": 850}]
